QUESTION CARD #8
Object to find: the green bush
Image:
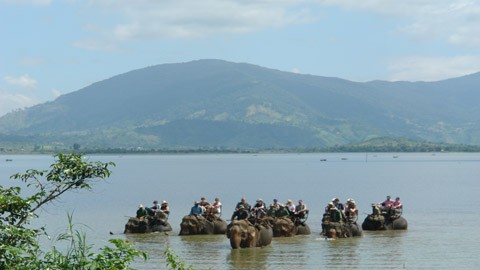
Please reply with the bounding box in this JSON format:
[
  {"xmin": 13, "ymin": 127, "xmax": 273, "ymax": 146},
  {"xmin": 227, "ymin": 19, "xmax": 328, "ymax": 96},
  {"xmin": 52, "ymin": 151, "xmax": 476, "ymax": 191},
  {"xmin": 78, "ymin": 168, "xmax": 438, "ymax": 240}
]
[{"xmin": 0, "ymin": 153, "xmax": 147, "ymax": 269}]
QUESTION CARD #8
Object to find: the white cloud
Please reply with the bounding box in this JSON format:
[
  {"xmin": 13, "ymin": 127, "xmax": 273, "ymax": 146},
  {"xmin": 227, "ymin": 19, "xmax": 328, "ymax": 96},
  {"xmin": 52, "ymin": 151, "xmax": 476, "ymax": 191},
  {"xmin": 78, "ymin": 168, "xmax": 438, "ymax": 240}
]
[
  {"xmin": 291, "ymin": 67, "xmax": 301, "ymax": 74},
  {"xmin": 316, "ymin": 0, "xmax": 480, "ymax": 47},
  {"xmin": 51, "ymin": 88, "xmax": 62, "ymax": 98},
  {"xmin": 76, "ymin": 0, "xmax": 312, "ymax": 48},
  {"xmin": 0, "ymin": 91, "xmax": 38, "ymax": 116},
  {"xmin": 4, "ymin": 75, "xmax": 37, "ymax": 89},
  {"xmin": 388, "ymin": 55, "xmax": 480, "ymax": 81},
  {"xmin": 0, "ymin": 0, "xmax": 51, "ymax": 6}
]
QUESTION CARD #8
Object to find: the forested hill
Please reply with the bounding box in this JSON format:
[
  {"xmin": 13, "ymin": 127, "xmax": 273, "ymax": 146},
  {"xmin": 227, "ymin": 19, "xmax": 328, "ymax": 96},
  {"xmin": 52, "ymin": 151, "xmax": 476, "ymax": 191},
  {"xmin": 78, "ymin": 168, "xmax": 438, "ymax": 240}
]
[{"xmin": 0, "ymin": 59, "xmax": 479, "ymax": 150}]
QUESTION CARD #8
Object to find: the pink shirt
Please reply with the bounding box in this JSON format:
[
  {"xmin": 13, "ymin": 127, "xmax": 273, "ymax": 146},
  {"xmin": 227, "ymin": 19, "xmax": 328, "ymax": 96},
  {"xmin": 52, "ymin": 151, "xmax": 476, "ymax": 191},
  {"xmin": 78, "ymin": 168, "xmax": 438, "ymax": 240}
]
[
  {"xmin": 393, "ymin": 200, "xmax": 402, "ymax": 209},
  {"xmin": 382, "ymin": 199, "xmax": 394, "ymax": 207}
]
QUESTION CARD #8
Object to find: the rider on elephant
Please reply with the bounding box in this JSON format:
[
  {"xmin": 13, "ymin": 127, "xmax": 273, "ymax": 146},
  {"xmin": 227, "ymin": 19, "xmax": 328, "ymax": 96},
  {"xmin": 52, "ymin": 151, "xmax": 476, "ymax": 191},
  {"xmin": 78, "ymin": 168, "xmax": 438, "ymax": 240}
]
[
  {"xmin": 235, "ymin": 197, "xmax": 251, "ymax": 212},
  {"xmin": 251, "ymin": 198, "xmax": 267, "ymax": 219},
  {"xmin": 345, "ymin": 199, "xmax": 358, "ymax": 222},
  {"xmin": 136, "ymin": 204, "xmax": 147, "ymax": 219},
  {"xmin": 285, "ymin": 200, "xmax": 295, "ymax": 215},
  {"xmin": 294, "ymin": 200, "xmax": 308, "ymax": 220},
  {"xmin": 231, "ymin": 205, "xmax": 250, "ymax": 221},
  {"xmin": 211, "ymin": 197, "xmax": 222, "ymax": 217},
  {"xmin": 267, "ymin": 204, "xmax": 277, "ymax": 217},
  {"xmin": 327, "ymin": 202, "xmax": 342, "ymax": 223},
  {"xmin": 160, "ymin": 200, "xmax": 170, "ymax": 216},
  {"xmin": 190, "ymin": 201, "xmax": 204, "ymax": 216},
  {"xmin": 199, "ymin": 197, "xmax": 210, "ymax": 209},
  {"xmin": 276, "ymin": 204, "xmax": 290, "ymax": 218},
  {"xmin": 380, "ymin": 196, "xmax": 394, "ymax": 212}
]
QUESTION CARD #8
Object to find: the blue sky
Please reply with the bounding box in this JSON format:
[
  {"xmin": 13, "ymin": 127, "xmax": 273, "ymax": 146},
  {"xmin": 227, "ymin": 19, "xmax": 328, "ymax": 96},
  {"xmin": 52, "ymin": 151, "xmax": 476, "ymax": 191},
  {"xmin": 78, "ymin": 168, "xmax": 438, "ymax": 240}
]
[{"xmin": 1, "ymin": 0, "xmax": 480, "ymax": 117}]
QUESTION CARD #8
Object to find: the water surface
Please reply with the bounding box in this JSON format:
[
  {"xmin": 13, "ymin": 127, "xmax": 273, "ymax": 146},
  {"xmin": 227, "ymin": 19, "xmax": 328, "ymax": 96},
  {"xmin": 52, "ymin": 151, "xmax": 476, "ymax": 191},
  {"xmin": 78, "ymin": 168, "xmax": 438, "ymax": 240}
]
[{"xmin": 1, "ymin": 153, "xmax": 479, "ymax": 269}]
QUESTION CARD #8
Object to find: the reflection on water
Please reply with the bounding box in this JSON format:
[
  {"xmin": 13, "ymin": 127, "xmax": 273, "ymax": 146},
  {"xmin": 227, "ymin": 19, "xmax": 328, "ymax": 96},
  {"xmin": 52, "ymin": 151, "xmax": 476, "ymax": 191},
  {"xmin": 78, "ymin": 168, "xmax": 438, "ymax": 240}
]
[
  {"xmin": 227, "ymin": 247, "xmax": 271, "ymax": 270},
  {"xmin": 324, "ymin": 237, "xmax": 361, "ymax": 269}
]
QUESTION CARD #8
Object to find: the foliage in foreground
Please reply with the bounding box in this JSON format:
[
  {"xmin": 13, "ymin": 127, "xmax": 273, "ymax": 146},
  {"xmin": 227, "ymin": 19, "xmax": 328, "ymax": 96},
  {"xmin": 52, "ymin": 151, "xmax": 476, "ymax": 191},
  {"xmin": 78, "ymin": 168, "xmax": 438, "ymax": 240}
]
[
  {"xmin": 0, "ymin": 153, "xmax": 147, "ymax": 269},
  {"xmin": 164, "ymin": 247, "xmax": 195, "ymax": 270}
]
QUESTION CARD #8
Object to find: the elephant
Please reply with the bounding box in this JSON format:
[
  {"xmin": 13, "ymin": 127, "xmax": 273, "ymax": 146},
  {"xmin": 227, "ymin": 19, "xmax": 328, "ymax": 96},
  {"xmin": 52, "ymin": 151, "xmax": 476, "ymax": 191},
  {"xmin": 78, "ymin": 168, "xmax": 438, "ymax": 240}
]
[
  {"xmin": 124, "ymin": 211, "xmax": 172, "ymax": 233},
  {"xmin": 267, "ymin": 216, "xmax": 311, "ymax": 237},
  {"xmin": 271, "ymin": 216, "xmax": 296, "ymax": 237},
  {"xmin": 179, "ymin": 215, "xmax": 228, "ymax": 235},
  {"xmin": 226, "ymin": 220, "xmax": 273, "ymax": 249},
  {"xmin": 321, "ymin": 212, "xmax": 362, "ymax": 239},
  {"xmin": 321, "ymin": 221, "xmax": 362, "ymax": 239},
  {"xmin": 362, "ymin": 214, "xmax": 408, "ymax": 230}
]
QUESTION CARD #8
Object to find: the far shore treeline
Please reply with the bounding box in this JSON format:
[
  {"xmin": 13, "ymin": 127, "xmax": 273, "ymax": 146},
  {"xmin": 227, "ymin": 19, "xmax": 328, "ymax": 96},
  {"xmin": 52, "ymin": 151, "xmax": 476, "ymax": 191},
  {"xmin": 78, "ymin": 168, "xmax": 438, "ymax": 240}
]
[{"xmin": 2, "ymin": 137, "xmax": 480, "ymax": 155}]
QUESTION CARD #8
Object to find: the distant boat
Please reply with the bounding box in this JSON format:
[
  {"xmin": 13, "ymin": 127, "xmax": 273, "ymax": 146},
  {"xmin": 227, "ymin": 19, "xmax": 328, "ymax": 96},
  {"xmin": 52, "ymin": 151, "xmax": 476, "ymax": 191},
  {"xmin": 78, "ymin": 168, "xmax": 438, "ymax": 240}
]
[
  {"xmin": 393, "ymin": 155, "xmax": 399, "ymax": 158},
  {"xmin": 5, "ymin": 159, "xmax": 13, "ymax": 162},
  {"xmin": 320, "ymin": 158, "xmax": 327, "ymax": 162},
  {"xmin": 341, "ymin": 158, "xmax": 348, "ymax": 160}
]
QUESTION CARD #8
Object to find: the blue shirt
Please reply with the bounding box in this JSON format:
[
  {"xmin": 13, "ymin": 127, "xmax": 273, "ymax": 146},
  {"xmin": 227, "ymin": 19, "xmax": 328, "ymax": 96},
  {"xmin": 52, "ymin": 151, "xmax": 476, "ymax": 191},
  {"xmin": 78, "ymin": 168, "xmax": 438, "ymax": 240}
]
[{"xmin": 190, "ymin": 205, "xmax": 204, "ymax": 216}]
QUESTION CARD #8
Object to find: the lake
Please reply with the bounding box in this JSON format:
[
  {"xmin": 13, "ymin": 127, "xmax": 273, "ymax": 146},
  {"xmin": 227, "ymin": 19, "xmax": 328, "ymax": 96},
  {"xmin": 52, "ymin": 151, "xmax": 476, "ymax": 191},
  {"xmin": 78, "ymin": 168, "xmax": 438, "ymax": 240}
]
[{"xmin": 1, "ymin": 153, "xmax": 480, "ymax": 269}]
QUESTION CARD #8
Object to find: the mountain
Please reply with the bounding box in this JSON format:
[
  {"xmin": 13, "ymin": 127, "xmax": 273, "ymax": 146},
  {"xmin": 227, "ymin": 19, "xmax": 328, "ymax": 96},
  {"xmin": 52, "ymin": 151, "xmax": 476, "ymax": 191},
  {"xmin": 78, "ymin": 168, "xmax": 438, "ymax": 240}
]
[{"xmin": 0, "ymin": 59, "xmax": 479, "ymax": 150}]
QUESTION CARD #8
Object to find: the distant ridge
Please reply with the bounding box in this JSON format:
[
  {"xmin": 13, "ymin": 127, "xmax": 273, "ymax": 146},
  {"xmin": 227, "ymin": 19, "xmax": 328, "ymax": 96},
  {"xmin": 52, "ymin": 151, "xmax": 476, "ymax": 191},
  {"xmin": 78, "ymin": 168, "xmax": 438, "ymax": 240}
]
[{"xmin": 0, "ymin": 59, "xmax": 479, "ymax": 150}]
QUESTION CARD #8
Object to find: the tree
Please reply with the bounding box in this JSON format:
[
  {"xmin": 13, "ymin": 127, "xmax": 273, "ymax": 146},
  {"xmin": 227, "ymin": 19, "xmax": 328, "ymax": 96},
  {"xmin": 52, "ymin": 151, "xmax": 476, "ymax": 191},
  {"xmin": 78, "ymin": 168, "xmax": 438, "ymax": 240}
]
[
  {"xmin": 73, "ymin": 143, "xmax": 81, "ymax": 150},
  {"xmin": 0, "ymin": 153, "xmax": 147, "ymax": 269}
]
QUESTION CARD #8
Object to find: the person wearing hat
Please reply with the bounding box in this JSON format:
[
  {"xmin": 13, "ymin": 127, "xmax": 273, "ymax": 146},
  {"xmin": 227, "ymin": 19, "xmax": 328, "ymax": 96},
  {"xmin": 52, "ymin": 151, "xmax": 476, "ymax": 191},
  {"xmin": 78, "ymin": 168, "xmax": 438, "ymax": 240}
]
[
  {"xmin": 267, "ymin": 203, "xmax": 277, "ymax": 217},
  {"xmin": 189, "ymin": 201, "xmax": 204, "ymax": 217},
  {"xmin": 286, "ymin": 199, "xmax": 295, "ymax": 215},
  {"xmin": 231, "ymin": 204, "xmax": 249, "ymax": 221},
  {"xmin": 160, "ymin": 200, "xmax": 170, "ymax": 216},
  {"xmin": 272, "ymin": 198, "xmax": 281, "ymax": 210},
  {"xmin": 252, "ymin": 198, "xmax": 266, "ymax": 219},
  {"xmin": 345, "ymin": 199, "xmax": 358, "ymax": 222},
  {"xmin": 275, "ymin": 204, "xmax": 290, "ymax": 217},
  {"xmin": 253, "ymin": 198, "xmax": 265, "ymax": 211},
  {"xmin": 328, "ymin": 202, "xmax": 342, "ymax": 223},
  {"xmin": 136, "ymin": 204, "xmax": 147, "ymax": 219}
]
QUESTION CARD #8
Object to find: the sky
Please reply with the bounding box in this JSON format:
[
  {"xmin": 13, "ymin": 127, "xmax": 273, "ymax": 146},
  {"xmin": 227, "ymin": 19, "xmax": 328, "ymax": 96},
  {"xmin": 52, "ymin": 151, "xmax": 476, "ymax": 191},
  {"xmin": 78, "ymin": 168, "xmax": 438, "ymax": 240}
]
[{"xmin": 1, "ymin": 0, "xmax": 480, "ymax": 117}]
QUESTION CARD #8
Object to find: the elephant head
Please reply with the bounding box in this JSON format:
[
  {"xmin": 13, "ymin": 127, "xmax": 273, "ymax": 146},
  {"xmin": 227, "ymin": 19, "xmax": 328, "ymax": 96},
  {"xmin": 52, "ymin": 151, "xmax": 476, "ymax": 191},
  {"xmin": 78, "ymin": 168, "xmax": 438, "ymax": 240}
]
[
  {"xmin": 227, "ymin": 220, "xmax": 272, "ymax": 249},
  {"xmin": 124, "ymin": 217, "xmax": 148, "ymax": 233},
  {"xmin": 180, "ymin": 215, "xmax": 206, "ymax": 235},
  {"xmin": 295, "ymin": 223, "xmax": 311, "ymax": 235},
  {"xmin": 327, "ymin": 228, "xmax": 337, "ymax": 239},
  {"xmin": 362, "ymin": 214, "xmax": 386, "ymax": 231},
  {"xmin": 273, "ymin": 217, "xmax": 296, "ymax": 237}
]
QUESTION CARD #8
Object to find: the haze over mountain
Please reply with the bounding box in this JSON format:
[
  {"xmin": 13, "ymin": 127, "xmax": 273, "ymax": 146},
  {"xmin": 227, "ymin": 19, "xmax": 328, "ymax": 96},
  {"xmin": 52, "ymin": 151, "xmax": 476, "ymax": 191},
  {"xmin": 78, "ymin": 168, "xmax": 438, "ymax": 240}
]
[{"xmin": 1, "ymin": 59, "xmax": 479, "ymax": 149}]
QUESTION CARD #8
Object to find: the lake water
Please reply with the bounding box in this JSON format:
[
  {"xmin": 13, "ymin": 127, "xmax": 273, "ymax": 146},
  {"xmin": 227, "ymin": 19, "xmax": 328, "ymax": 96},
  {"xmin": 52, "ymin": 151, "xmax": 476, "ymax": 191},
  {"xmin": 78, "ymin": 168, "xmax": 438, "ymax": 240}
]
[{"xmin": 1, "ymin": 153, "xmax": 480, "ymax": 269}]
